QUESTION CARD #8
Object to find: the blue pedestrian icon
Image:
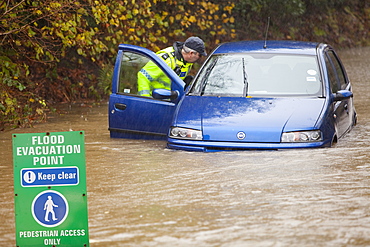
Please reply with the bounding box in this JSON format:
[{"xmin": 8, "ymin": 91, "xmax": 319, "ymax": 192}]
[{"xmin": 31, "ymin": 190, "xmax": 69, "ymax": 227}]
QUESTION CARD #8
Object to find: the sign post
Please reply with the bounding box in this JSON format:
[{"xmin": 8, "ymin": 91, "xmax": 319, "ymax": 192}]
[{"xmin": 13, "ymin": 131, "xmax": 89, "ymax": 247}]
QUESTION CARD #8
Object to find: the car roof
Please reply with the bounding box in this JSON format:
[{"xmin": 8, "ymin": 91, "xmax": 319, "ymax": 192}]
[{"xmin": 213, "ymin": 40, "xmax": 320, "ymax": 56}]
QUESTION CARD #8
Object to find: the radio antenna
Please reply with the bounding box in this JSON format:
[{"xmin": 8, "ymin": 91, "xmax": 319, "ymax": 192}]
[{"xmin": 263, "ymin": 17, "xmax": 270, "ymax": 49}]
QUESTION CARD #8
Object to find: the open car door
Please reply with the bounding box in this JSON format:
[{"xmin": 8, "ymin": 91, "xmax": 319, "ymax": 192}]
[{"xmin": 109, "ymin": 44, "xmax": 185, "ymax": 140}]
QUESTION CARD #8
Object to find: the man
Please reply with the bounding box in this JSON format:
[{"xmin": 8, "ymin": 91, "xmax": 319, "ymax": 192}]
[
  {"xmin": 137, "ymin": 36, "xmax": 207, "ymax": 97},
  {"xmin": 44, "ymin": 196, "xmax": 58, "ymax": 221}
]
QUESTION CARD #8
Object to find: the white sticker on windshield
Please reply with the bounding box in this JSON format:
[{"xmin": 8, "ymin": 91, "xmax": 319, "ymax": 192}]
[
  {"xmin": 306, "ymin": 77, "xmax": 317, "ymax": 81},
  {"xmin": 307, "ymin": 69, "xmax": 317, "ymax": 75}
]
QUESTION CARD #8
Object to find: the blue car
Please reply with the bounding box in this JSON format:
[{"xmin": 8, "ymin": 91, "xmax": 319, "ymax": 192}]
[{"xmin": 109, "ymin": 40, "xmax": 356, "ymax": 151}]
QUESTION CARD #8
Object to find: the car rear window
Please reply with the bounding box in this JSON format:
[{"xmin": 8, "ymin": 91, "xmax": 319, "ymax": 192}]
[{"xmin": 190, "ymin": 53, "xmax": 322, "ymax": 97}]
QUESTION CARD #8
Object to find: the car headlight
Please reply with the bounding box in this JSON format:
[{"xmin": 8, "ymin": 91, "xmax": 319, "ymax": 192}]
[
  {"xmin": 281, "ymin": 130, "xmax": 322, "ymax": 142},
  {"xmin": 170, "ymin": 127, "xmax": 202, "ymax": 140}
]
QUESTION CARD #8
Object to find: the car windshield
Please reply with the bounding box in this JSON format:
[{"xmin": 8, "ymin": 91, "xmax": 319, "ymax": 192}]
[{"xmin": 189, "ymin": 53, "xmax": 322, "ymax": 97}]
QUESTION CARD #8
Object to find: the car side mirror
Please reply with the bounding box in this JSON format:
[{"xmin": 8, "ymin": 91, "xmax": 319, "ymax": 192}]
[
  {"xmin": 333, "ymin": 90, "xmax": 353, "ymax": 101},
  {"xmin": 152, "ymin": 89, "xmax": 179, "ymax": 101}
]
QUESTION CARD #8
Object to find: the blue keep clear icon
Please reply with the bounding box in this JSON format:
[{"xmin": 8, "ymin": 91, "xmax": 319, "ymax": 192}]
[{"xmin": 31, "ymin": 190, "xmax": 69, "ymax": 227}]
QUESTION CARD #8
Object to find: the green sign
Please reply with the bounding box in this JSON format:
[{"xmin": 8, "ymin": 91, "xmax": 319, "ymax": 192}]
[{"xmin": 13, "ymin": 131, "xmax": 89, "ymax": 247}]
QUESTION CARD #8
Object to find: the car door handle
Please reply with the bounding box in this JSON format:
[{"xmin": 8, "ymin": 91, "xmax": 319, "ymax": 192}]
[{"xmin": 115, "ymin": 103, "xmax": 127, "ymax": 111}]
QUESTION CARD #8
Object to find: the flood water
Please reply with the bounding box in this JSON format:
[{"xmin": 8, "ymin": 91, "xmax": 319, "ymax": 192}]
[{"xmin": 1, "ymin": 47, "xmax": 370, "ymax": 246}]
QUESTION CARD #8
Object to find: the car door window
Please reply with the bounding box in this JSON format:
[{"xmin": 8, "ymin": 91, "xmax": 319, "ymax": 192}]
[
  {"xmin": 324, "ymin": 52, "xmax": 339, "ymax": 93},
  {"xmin": 327, "ymin": 51, "xmax": 348, "ymax": 90},
  {"xmin": 118, "ymin": 51, "xmax": 171, "ymax": 98}
]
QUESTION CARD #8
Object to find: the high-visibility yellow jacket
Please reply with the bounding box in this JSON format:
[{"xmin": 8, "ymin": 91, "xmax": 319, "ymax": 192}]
[{"xmin": 137, "ymin": 44, "xmax": 193, "ymax": 97}]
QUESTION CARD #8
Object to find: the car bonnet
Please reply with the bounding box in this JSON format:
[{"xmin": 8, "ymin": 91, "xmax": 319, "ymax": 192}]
[{"xmin": 174, "ymin": 96, "xmax": 325, "ymax": 143}]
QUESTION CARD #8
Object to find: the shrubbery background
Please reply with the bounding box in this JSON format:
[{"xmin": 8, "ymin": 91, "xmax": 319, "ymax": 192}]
[{"xmin": 1, "ymin": 0, "xmax": 369, "ymax": 128}]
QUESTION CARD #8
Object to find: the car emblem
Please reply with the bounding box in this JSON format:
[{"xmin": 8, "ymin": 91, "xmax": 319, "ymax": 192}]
[{"xmin": 237, "ymin": 131, "xmax": 246, "ymax": 140}]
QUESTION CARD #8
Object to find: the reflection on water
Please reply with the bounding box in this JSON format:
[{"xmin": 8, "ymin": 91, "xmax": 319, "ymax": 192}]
[{"xmin": 1, "ymin": 47, "xmax": 370, "ymax": 246}]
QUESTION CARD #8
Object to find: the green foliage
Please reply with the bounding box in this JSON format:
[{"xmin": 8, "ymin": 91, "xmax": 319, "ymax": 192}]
[
  {"xmin": 94, "ymin": 63, "xmax": 113, "ymax": 99},
  {"xmin": 233, "ymin": 0, "xmax": 306, "ymax": 40},
  {"xmin": 0, "ymin": 55, "xmax": 26, "ymax": 91},
  {"xmin": 0, "ymin": 87, "xmax": 47, "ymax": 129}
]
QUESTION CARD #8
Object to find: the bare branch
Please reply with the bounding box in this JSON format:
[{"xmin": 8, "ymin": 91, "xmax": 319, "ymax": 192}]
[{"xmin": 0, "ymin": 0, "xmax": 26, "ymax": 18}]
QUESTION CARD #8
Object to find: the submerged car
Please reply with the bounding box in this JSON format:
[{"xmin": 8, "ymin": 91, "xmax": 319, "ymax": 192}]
[{"xmin": 109, "ymin": 40, "xmax": 356, "ymax": 151}]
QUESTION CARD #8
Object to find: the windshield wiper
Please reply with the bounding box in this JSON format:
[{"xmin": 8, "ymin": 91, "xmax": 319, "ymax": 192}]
[
  {"xmin": 200, "ymin": 57, "xmax": 218, "ymax": 96},
  {"xmin": 242, "ymin": 58, "xmax": 249, "ymax": 97}
]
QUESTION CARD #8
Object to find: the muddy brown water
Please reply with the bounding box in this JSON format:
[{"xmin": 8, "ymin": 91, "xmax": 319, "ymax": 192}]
[{"xmin": 1, "ymin": 47, "xmax": 369, "ymax": 246}]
